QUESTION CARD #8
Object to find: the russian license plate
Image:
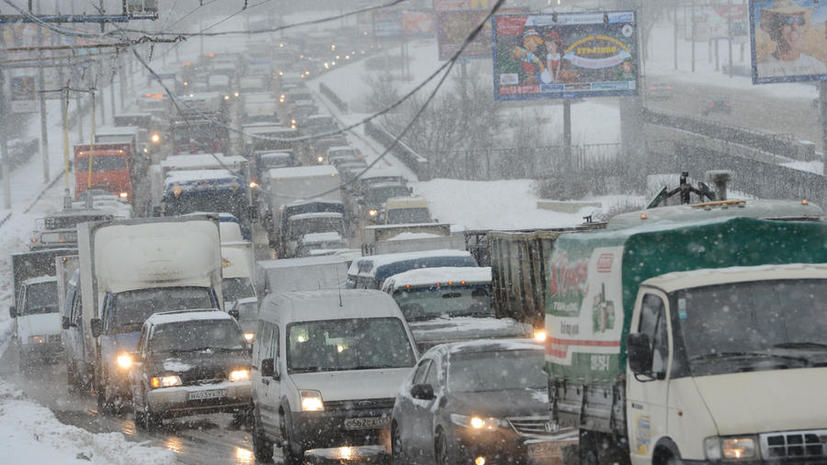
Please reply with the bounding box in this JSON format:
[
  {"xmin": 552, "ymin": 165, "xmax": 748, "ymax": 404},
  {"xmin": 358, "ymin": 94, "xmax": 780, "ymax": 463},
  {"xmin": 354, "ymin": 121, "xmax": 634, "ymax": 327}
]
[
  {"xmin": 528, "ymin": 441, "xmax": 565, "ymax": 463},
  {"xmin": 187, "ymin": 389, "xmax": 226, "ymax": 401},
  {"xmin": 343, "ymin": 416, "xmax": 390, "ymax": 430}
]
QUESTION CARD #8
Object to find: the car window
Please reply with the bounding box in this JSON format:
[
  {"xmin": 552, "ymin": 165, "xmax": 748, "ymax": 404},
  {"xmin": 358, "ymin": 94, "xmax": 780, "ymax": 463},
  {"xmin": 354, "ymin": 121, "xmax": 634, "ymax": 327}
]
[
  {"xmin": 639, "ymin": 293, "xmax": 668, "ymax": 375},
  {"xmin": 424, "ymin": 359, "xmax": 438, "ymax": 387},
  {"xmin": 255, "ymin": 321, "xmax": 273, "ymax": 366},
  {"xmin": 412, "ymin": 359, "xmax": 431, "ymax": 385}
]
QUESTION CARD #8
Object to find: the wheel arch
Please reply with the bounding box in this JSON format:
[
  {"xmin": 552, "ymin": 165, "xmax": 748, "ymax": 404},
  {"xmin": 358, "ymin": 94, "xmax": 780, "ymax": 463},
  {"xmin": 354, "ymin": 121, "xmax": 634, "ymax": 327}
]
[{"xmin": 652, "ymin": 437, "xmax": 681, "ymax": 465}]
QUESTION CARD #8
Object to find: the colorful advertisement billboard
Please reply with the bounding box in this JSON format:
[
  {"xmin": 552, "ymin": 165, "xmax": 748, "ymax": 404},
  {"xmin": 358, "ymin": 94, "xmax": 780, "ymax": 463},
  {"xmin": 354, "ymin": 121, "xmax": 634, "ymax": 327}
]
[
  {"xmin": 437, "ymin": 10, "xmax": 492, "ymax": 59},
  {"xmin": 749, "ymin": 0, "xmax": 827, "ymax": 84},
  {"xmin": 373, "ymin": 10, "xmax": 404, "ymax": 38},
  {"xmin": 492, "ymin": 11, "xmax": 639, "ymax": 100},
  {"xmin": 402, "ymin": 11, "xmax": 436, "ymax": 37}
]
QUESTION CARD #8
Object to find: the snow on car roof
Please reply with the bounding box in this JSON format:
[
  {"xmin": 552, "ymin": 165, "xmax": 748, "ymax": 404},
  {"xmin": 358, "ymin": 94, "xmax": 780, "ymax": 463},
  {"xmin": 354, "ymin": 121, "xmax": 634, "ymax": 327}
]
[
  {"xmin": 288, "ymin": 212, "xmax": 343, "ymax": 221},
  {"xmin": 269, "ymin": 165, "xmax": 338, "ymax": 179},
  {"xmin": 145, "ymin": 309, "xmax": 233, "ymax": 326},
  {"xmin": 440, "ymin": 338, "xmax": 542, "ymax": 355},
  {"xmin": 259, "ymin": 289, "xmax": 403, "ymax": 324},
  {"xmin": 164, "ymin": 170, "xmax": 240, "ymax": 186},
  {"xmin": 347, "ymin": 249, "xmax": 474, "ymax": 275},
  {"xmin": 302, "ymin": 231, "xmax": 344, "ymax": 243},
  {"xmin": 257, "ymin": 255, "xmax": 348, "ymax": 271},
  {"xmin": 95, "ymin": 126, "xmax": 139, "ymax": 136},
  {"xmin": 387, "ymin": 232, "xmax": 443, "ymax": 241},
  {"xmin": 383, "ymin": 267, "xmax": 491, "ymax": 289},
  {"xmin": 643, "ymin": 263, "xmax": 827, "ymax": 293},
  {"xmin": 162, "ymin": 154, "xmax": 246, "ymax": 169}
]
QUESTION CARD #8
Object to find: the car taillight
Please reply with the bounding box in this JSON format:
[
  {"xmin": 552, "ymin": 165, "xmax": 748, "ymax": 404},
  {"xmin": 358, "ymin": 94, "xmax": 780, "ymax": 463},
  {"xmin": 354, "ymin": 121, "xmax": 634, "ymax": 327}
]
[
  {"xmin": 666, "ymin": 86, "xmax": 673, "ymax": 90},
  {"xmin": 724, "ymin": 101, "xmax": 730, "ymax": 106},
  {"xmin": 707, "ymin": 102, "xmax": 715, "ymax": 106}
]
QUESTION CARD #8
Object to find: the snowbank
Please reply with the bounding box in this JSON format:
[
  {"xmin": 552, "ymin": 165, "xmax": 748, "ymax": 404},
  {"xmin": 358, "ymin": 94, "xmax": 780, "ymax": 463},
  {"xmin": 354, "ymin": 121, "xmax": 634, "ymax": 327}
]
[{"xmin": 0, "ymin": 381, "xmax": 176, "ymax": 465}]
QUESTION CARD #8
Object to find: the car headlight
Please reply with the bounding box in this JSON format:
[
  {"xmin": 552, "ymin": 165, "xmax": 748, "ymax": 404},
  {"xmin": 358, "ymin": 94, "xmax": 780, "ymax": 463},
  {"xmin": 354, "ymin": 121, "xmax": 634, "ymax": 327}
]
[
  {"xmin": 229, "ymin": 368, "xmax": 251, "ymax": 382},
  {"xmin": 705, "ymin": 437, "xmax": 757, "ymax": 460},
  {"xmin": 368, "ymin": 209, "xmax": 378, "ymax": 217},
  {"xmin": 317, "ymin": 156, "xmax": 325, "ymax": 163},
  {"xmin": 449, "ymin": 414, "xmax": 503, "ymax": 430},
  {"xmin": 242, "ymin": 332, "xmax": 255, "ymax": 343},
  {"xmin": 150, "ymin": 133, "xmax": 161, "ymax": 143},
  {"xmin": 150, "ymin": 375, "xmax": 182, "ymax": 389},
  {"xmin": 116, "ymin": 353, "xmax": 133, "ymax": 369},
  {"xmin": 300, "ymin": 390, "xmax": 324, "ymax": 411},
  {"xmin": 119, "ymin": 192, "xmax": 128, "ymax": 199},
  {"xmin": 533, "ymin": 329, "xmax": 547, "ymax": 342},
  {"xmin": 29, "ymin": 335, "xmax": 46, "ymax": 344}
]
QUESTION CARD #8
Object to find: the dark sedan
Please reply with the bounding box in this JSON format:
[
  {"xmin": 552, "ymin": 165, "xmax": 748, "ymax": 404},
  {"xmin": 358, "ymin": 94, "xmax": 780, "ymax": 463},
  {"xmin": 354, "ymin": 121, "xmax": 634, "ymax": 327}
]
[{"xmin": 391, "ymin": 340, "xmax": 560, "ymax": 465}]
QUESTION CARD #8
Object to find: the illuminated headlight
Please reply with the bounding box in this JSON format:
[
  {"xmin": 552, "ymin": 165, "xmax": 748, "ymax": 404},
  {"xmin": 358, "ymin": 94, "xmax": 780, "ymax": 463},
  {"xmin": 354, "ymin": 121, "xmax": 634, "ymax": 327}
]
[
  {"xmin": 234, "ymin": 91, "xmax": 240, "ymax": 98},
  {"xmin": 242, "ymin": 332, "xmax": 256, "ymax": 342},
  {"xmin": 450, "ymin": 414, "xmax": 503, "ymax": 431},
  {"xmin": 150, "ymin": 133, "xmax": 161, "ymax": 143},
  {"xmin": 533, "ymin": 329, "xmax": 547, "ymax": 342},
  {"xmin": 29, "ymin": 335, "xmax": 45, "ymax": 344},
  {"xmin": 229, "ymin": 368, "xmax": 251, "ymax": 382},
  {"xmin": 116, "ymin": 353, "xmax": 133, "ymax": 369},
  {"xmin": 317, "ymin": 156, "xmax": 325, "ymax": 163},
  {"xmin": 300, "ymin": 390, "xmax": 324, "ymax": 411},
  {"xmin": 150, "ymin": 375, "xmax": 182, "ymax": 389},
  {"xmin": 704, "ymin": 437, "xmax": 758, "ymax": 460},
  {"xmin": 119, "ymin": 192, "xmax": 128, "ymax": 199},
  {"xmin": 224, "ymin": 95, "xmax": 231, "ymax": 101},
  {"xmin": 249, "ymin": 182, "xmax": 259, "ymax": 189},
  {"xmin": 368, "ymin": 209, "xmax": 378, "ymax": 217}
]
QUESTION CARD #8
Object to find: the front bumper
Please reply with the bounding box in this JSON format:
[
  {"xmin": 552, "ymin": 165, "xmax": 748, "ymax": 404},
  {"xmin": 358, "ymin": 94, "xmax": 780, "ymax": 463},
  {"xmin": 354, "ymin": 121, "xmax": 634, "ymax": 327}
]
[
  {"xmin": 293, "ymin": 407, "xmax": 392, "ymax": 450},
  {"xmin": 20, "ymin": 340, "xmax": 63, "ymax": 357},
  {"xmin": 449, "ymin": 426, "xmax": 529, "ymax": 465},
  {"xmin": 146, "ymin": 381, "xmax": 251, "ymax": 418},
  {"xmin": 683, "ymin": 460, "xmax": 827, "ymax": 465}
]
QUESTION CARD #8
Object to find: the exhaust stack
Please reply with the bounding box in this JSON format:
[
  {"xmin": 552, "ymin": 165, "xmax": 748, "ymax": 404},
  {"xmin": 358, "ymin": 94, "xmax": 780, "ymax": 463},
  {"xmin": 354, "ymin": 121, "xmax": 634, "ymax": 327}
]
[{"xmin": 706, "ymin": 170, "xmax": 733, "ymax": 201}]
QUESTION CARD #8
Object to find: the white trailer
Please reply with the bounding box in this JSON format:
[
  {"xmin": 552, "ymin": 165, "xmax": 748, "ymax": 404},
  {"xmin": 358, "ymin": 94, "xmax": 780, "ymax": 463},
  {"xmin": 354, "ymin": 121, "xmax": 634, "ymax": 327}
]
[{"xmin": 264, "ymin": 165, "xmax": 341, "ymax": 242}]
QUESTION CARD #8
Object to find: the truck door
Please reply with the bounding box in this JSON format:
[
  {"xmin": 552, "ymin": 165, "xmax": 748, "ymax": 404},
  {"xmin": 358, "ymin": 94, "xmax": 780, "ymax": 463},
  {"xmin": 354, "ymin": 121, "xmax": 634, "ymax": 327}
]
[{"xmin": 627, "ymin": 291, "xmax": 672, "ymax": 465}]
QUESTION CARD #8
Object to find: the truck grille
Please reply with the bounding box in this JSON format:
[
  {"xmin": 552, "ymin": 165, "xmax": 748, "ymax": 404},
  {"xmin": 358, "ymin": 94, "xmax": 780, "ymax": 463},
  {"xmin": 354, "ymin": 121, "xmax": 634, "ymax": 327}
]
[
  {"xmin": 324, "ymin": 398, "xmax": 395, "ymax": 412},
  {"xmin": 507, "ymin": 416, "xmax": 552, "ymax": 436},
  {"xmin": 760, "ymin": 430, "xmax": 827, "ymax": 459}
]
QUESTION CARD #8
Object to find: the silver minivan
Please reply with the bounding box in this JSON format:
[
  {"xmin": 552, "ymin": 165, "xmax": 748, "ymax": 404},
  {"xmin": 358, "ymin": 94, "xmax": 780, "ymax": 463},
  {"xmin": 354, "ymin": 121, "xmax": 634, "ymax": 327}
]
[{"xmin": 250, "ymin": 289, "xmax": 419, "ymax": 464}]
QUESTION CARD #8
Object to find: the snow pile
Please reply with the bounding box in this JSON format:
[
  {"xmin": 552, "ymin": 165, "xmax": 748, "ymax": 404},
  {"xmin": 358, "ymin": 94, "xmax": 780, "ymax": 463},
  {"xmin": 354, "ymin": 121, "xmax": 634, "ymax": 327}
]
[{"xmin": 0, "ymin": 381, "xmax": 176, "ymax": 465}]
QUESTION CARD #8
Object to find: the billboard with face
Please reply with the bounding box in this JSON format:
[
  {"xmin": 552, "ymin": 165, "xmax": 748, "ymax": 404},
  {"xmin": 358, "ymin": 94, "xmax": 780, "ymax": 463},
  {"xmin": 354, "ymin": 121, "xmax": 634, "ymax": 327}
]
[
  {"xmin": 492, "ymin": 11, "xmax": 639, "ymax": 100},
  {"xmin": 750, "ymin": 0, "xmax": 827, "ymax": 83}
]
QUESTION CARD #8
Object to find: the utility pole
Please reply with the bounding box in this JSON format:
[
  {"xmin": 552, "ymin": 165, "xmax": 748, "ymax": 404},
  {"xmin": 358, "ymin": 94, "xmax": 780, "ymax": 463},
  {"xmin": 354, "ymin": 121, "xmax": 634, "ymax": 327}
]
[
  {"xmin": 0, "ymin": 67, "xmax": 10, "ymax": 210},
  {"xmin": 673, "ymin": 5, "xmax": 678, "ymax": 71},
  {"xmin": 727, "ymin": 0, "xmax": 733, "ymax": 77},
  {"xmin": 118, "ymin": 54, "xmax": 126, "ymax": 110},
  {"xmin": 691, "ymin": 0, "xmax": 696, "ymax": 72},
  {"xmin": 37, "ymin": 1, "xmax": 50, "ymax": 183}
]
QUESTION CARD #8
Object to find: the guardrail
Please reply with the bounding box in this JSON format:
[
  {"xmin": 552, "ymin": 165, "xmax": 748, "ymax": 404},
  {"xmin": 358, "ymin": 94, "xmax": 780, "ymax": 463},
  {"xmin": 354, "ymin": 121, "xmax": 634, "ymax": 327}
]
[
  {"xmin": 643, "ymin": 107, "xmax": 817, "ymax": 161},
  {"xmin": 319, "ymin": 82, "xmax": 348, "ymax": 113},
  {"xmin": 363, "ymin": 119, "xmax": 430, "ymax": 180}
]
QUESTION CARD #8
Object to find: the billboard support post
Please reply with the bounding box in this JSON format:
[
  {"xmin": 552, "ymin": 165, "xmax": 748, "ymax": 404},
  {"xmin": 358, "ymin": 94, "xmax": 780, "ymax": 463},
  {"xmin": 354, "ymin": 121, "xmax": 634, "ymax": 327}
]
[
  {"xmin": 0, "ymin": 68, "xmax": 10, "ymax": 210},
  {"xmin": 76, "ymin": 94, "xmax": 84, "ymax": 143},
  {"xmin": 691, "ymin": 0, "xmax": 696, "ymax": 72},
  {"xmin": 563, "ymin": 100, "xmax": 572, "ymax": 169},
  {"xmin": 674, "ymin": 7, "xmax": 679, "ymax": 71},
  {"xmin": 821, "ymin": 81, "xmax": 826, "ymax": 176},
  {"xmin": 728, "ymin": 0, "xmax": 733, "ymax": 77},
  {"xmin": 37, "ymin": 16, "xmax": 50, "ymax": 184}
]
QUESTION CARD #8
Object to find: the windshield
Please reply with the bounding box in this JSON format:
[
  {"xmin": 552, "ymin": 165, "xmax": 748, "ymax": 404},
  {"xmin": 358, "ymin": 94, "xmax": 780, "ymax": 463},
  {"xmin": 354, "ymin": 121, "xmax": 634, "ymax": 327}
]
[
  {"xmin": 23, "ymin": 281, "xmax": 59, "ymax": 315},
  {"xmin": 76, "ymin": 155, "xmax": 128, "ymax": 171},
  {"xmin": 287, "ymin": 317, "xmax": 416, "ymax": 373},
  {"xmin": 165, "ymin": 189, "xmax": 248, "ymax": 222},
  {"xmin": 387, "ymin": 207, "xmax": 431, "ymax": 224},
  {"xmin": 365, "ymin": 186, "xmax": 410, "ymax": 206},
  {"xmin": 287, "ymin": 217, "xmax": 344, "ymax": 239},
  {"xmin": 393, "ymin": 284, "xmax": 493, "ymax": 321},
  {"xmin": 222, "ymin": 277, "xmax": 255, "ymax": 302},
  {"xmin": 448, "ymin": 349, "xmax": 546, "ymax": 393},
  {"xmin": 111, "ymin": 287, "xmax": 214, "ymax": 333},
  {"xmin": 673, "ymin": 279, "xmax": 827, "ymax": 375},
  {"xmin": 151, "ymin": 319, "xmax": 244, "ymax": 353}
]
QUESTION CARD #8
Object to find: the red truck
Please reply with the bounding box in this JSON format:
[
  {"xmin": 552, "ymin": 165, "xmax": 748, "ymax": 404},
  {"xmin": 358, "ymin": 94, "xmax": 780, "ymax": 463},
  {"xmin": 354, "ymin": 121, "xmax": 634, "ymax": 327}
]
[{"xmin": 73, "ymin": 143, "xmax": 134, "ymax": 202}]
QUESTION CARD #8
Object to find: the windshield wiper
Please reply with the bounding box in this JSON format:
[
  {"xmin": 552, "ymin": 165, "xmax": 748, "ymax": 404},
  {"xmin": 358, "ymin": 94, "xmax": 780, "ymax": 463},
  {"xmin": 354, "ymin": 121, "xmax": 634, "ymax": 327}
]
[
  {"xmin": 773, "ymin": 342, "xmax": 827, "ymax": 350},
  {"xmin": 169, "ymin": 346, "xmax": 238, "ymax": 353},
  {"xmin": 447, "ymin": 310, "xmax": 494, "ymax": 318},
  {"xmin": 689, "ymin": 351, "xmax": 811, "ymax": 365}
]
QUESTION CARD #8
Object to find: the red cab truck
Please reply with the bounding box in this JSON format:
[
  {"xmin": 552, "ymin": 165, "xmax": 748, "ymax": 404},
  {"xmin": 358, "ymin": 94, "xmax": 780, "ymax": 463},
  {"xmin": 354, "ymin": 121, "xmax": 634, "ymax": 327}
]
[{"xmin": 73, "ymin": 143, "xmax": 134, "ymax": 202}]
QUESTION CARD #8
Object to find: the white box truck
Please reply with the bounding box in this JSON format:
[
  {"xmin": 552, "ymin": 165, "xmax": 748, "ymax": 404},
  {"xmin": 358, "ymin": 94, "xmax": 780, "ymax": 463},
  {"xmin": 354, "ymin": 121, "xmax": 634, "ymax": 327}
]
[{"xmin": 77, "ymin": 215, "xmax": 223, "ymax": 412}]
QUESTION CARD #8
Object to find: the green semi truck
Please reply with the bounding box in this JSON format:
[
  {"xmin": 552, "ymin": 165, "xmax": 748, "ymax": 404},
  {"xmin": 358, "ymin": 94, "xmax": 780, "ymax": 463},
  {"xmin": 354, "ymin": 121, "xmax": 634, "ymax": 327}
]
[{"xmin": 544, "ymin": 216, "xmax": 827, "ymax": 465}]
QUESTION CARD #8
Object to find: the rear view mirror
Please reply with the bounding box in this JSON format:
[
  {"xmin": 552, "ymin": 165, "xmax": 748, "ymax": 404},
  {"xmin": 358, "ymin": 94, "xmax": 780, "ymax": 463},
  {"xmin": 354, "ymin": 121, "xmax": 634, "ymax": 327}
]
[
  {"xmin": 62, "ymin": 316, "xmax": 71, "ymax": 329},
  {"xmin": 9, "ymin": 306, "xmax": 16, "ymax": 319},
  {"xmin": 261, "ymin": 358, "xmax": 275, "ymax": 378},
  {"xmin": 90, "ymin": 318, "xmax": 103, "ymax": 338},
  {"xmin": 410, "ymin": 383, "xmax": 435, "ymax": 401},
  {"xmin": 627, "ymin": 333, "xmax": 653, "ymax": 376}
]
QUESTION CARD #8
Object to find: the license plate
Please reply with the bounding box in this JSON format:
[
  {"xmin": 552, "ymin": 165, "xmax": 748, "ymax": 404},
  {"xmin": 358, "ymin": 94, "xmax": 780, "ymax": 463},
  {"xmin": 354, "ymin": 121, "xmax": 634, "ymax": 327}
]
[
  {"xmin": 528, "ymin": 441, "xmax": 564, "ymax": 459},
  {"xmin": 187, "ymin": 389, "xmax": 226, "ymax": 401},
  {"xmin": 343, "ymin": 416, "xmax": 390, "ymax": 430}
]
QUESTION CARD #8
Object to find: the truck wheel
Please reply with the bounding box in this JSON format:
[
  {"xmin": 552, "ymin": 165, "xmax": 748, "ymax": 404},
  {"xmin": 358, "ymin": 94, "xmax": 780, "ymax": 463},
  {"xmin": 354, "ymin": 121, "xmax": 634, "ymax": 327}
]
[
  {"xmin": 139, "ymin": 392, "xmax": 161, "ymax": 431},
  {"xmin": 281, "ymin": 413, "xmax": 304, "ymax": 465},
  {"xmin": 251, "ymin": 407, "xmax": 273, "ymax": 463},
  {"xmin": 391, "ymin": 422, "xmax": 407, "ymax": 465}
]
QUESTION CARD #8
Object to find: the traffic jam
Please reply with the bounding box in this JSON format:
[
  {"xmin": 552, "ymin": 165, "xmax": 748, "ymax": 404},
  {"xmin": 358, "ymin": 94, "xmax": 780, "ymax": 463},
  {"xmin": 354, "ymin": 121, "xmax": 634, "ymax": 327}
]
[{"xmin": 2, "ymin": 1, "xmax": 827, "ymax": 465}]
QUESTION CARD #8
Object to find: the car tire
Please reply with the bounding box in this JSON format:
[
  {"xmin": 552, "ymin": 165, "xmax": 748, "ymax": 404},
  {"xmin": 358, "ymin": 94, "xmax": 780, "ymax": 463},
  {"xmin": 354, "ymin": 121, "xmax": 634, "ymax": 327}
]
[
  {"xmin": 251, "ymin": 407, "xmax": 273, "ymax": 463},
  {"xmin": 140, "ymin": 391, "xmax": 161, "ymax": 431},
  {"xmin": 434, "ymin": 428, "xmax": 452, "ymax": 465},
  {"xmin": 281, "ymin": 413, "xmax": 304, "ymax": 465},
  {"xmin": 391, "ymin": 421, "xmax": 407, "ymax": 465}
]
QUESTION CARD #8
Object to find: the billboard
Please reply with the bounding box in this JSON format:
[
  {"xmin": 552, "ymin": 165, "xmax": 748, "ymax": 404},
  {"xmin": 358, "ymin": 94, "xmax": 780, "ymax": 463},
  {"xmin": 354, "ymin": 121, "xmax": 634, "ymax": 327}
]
[
  {"xmin": 437, "ymin": 10, "xmax": 492, "ymax": 59},
  {"xmin": 10, "ymin": 76, "xmax": 37, "ymax": 113},
  {"xmin": 373, "ymin": 10, "xmax": 404, "ymax": 38},
  {"xmin": 684, "ymin": 4, "xmax": 749, "ymax": 41},
  {"xmin": 492, "ymin": 11, "xmax": 639, "ymax": 100},
  {"xmin": 749, "ymin": 0, "xmax": 827, "ymax": 84},
  {"xmin": 402, "ymin": 11, "xmax": 435, "ymax": 37}
]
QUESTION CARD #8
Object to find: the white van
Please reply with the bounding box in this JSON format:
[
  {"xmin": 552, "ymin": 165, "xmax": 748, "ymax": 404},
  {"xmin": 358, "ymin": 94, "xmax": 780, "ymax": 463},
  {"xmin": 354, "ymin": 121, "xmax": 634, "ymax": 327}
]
[{"xmin": 250, "ymin": 289, "xmax": 419, "ymax": 464}]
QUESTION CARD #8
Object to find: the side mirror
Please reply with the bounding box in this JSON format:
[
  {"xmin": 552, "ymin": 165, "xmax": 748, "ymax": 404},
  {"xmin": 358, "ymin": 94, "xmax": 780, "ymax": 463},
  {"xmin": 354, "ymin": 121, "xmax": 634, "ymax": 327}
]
[
  {"xmin": 62, "ymin": 316, "xmax": 71, "ymax": 329},
  {"xmin": 410, "ymin": 383, "xmax": 435, "ymax": 401},
  {"xmin": 90, "ymin": 318, "xmax": 103, "ymax": 338},
  {"xmin": 9, "ymin": 306, "xmax": 16, "ymax": 318},
  {"xmin": 228, "ymin": 308, "xmax": 240, "ymax": 320},
  {"xmin": 261, "ymin": 358, "xmax": 275, "ymax": 378},
  {"xmin": 627, "ymin": 333, "xmax": 653, "ymax": 376}
]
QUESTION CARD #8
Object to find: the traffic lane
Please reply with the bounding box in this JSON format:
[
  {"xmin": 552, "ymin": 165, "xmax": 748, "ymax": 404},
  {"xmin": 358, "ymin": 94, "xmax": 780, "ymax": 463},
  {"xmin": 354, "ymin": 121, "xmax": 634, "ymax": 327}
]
[
  {"xmin": 0, "ymin": 348, "xmax": 390, "ymax": 465},
  {"xmin": 0, "ymin": 347, "xmax": 257, "ymax": 465},
  {"xmin": 645, "ymin": 81, "xmax": 822, "ymax": 151}
]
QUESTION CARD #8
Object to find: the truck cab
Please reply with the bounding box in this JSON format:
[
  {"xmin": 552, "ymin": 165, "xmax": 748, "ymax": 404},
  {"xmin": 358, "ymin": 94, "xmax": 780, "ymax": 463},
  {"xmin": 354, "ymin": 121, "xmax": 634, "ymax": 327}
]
[
  {"xmin": 384, "ymin": 197, "xmax": 432, "ymax": 225},
  {"xmin": 11, "ymin": 276, "xmax": 62, "ymax": 368}
]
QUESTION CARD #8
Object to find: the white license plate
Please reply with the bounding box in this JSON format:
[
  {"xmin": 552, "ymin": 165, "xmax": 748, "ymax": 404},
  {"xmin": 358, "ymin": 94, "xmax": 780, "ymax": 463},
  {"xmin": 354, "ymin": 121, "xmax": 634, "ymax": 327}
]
[
  {"xmin": 343, "ymin": 416, "xmax": 390, "ymax": 430},
  {"xmin": 187, "ymin": 389, "xmax": 226, "ymax": 401},
  {"xmin": 528, "ymin": 441, "xmax": 563, "ymax": 459}
]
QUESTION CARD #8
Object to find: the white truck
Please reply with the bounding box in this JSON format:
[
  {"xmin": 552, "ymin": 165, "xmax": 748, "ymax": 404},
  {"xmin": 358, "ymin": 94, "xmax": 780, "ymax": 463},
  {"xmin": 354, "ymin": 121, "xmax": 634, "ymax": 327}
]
[
  {"xmin": 77, "ymin": 215, "xmax": 224, "ymax": 412},
  {"xmin": 361, "ymin": 223, "xmax": 464, "ymax": 255},
  {"xmin": 222, "ymin": 240, "xmax": 258, "ymax": 343},
  {"xmin": 254, "ymin": 255, "xmax": 349, "ymax": 299},
  {"xmin": 264, "ymin": 165, "xmax": 341, "ymax": 253}
]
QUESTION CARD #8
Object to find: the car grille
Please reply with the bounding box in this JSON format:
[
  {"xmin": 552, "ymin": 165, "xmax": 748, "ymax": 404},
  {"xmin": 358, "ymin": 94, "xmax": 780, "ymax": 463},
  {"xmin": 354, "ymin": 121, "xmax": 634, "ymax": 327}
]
[
  {"xmin": 324, "ymin": 398, "xmax": 395, "ymax": 412},
  {"xmin": 760, "ymin": 430, "xmax": 827, "ymax": 459},
  {"xmin": 181, "ymin": 368, "xmax": 227, "ymax": 386},
  {"xmin": 507, "ymin": 416, "xmax": 552, "ymax": 437}
]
